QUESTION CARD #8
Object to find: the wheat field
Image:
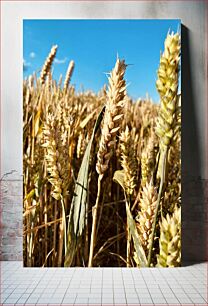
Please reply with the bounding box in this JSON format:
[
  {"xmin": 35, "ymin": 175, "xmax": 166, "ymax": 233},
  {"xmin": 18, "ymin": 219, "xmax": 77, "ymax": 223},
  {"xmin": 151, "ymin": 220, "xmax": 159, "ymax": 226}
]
[{"xmin": 23, "ymin": 31, "xmax": 181, "ymax": 267}]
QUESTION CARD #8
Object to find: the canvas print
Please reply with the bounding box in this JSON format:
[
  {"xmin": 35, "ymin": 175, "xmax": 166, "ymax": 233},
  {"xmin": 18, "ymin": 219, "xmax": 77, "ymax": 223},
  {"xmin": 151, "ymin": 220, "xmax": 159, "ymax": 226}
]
[{"xmin": 23, "ymin": 20, "xmax": 181, "ymax": 267}]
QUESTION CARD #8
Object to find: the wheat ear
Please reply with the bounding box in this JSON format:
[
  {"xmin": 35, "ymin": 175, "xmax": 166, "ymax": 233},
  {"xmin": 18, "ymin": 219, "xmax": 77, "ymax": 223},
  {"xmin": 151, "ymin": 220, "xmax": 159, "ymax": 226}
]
[
  {"xmin": 155, "ymin": 32, "xmax": 180, "ymax": 182},
  {"xmin": 96, "ymin": 58, "xmax": 127, "ymax": 180},
  {"xmin": 155, "ymin": 32, "xmax": 180, "ymax": 154},
  {"xmin": 40, "ymin": 45, "xmax": 58, "ymax": 85},
  {"xmin": 42, "ymin": 114, "xmax": 69, "ymax": 200},
  {"xmin": 136, "ymin": 182, "xmax": 157, "ymax": 254},
  {"xmin": 157, "ymin": 206, "xmax": 181, "ymax": 267},
  {"xmin": 63, "ymin": 60, "xmax": 75, "ymax": 92},
  {"xmin": 120, "ymin": 126, "xmax": 137, "ymax": 196},
  {"xmin": 141, "ymin": 133, "xmax": 156, "ymax": 187}
]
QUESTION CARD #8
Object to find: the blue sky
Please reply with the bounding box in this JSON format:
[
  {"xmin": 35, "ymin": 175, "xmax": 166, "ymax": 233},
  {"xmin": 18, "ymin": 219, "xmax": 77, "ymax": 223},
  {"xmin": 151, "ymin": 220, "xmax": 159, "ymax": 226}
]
[{"xmin": 23, "ymin": 19, "xmax": 180, "ymax": 102}]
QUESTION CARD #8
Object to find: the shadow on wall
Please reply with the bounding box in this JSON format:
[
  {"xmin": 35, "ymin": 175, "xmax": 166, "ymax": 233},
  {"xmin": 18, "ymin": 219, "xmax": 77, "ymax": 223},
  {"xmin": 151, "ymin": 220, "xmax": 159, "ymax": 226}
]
[{"xmin": 181, "ymin": 24, "xmax": 207, "ymax": 265}]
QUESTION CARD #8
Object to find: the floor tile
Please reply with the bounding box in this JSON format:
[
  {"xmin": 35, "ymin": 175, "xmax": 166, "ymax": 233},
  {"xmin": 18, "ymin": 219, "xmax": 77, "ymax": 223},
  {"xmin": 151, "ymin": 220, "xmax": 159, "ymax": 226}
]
[{"xmin": 0, "ymin": 262, "xmax": 207, "ymax": 305}]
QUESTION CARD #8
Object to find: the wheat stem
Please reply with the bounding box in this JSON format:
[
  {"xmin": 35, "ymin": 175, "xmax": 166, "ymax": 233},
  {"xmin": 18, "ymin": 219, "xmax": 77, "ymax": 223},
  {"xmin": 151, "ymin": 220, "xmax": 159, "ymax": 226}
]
[
  {"xmin": 123, "ymin": 192, "xmax": 132, "ymax": 267},
  {"xmin": 53, "ymin": 200, "xmax": 57, "ymax": 266},
  {"xmin": 147, "ymin": 147, "xmax": 167, "ymax": 266},
  {"xmin": 88, "ymin": 176, "xmax": 102, "ymax": 267},
  {"xmin": 60, "ymin": 196, "xmax": 67, "ymax": 256},
  {"xmin": 57, "ymin": 219, "xmax": 64, "ymax": 267}
]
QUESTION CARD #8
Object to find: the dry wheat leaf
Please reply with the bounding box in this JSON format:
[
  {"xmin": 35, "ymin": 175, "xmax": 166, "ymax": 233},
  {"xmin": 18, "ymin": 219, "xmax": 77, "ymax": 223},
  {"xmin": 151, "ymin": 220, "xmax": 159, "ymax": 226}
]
[
  {"xmin": 125, "ymin": 202, "xmax": 148, "ymax": 267},
  {"xmin": 64, "ymin": 106, "xmax": 105, "ymax": 267},
  {"xmin": 32, "ymin": 109, "xmax": 41, "ymax": 137},
  {"xmin": 113, "ymin": 170, "xmax": 148, "ymax": 267}
]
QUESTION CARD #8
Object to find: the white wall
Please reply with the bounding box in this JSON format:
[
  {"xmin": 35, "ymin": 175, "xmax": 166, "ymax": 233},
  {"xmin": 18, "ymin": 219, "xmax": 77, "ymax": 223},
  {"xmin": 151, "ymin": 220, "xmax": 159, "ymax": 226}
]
[{"xmin": 1, "ymin": 1, "xmax": 207, "ymax": 180}]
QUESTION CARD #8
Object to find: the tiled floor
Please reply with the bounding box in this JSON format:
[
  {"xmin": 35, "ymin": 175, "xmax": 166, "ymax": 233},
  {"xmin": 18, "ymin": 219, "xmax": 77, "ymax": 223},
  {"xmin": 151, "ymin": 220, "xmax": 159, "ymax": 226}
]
[{"xmin": 0, "ymin": 261, "xmax": 207, "ymax": 305}]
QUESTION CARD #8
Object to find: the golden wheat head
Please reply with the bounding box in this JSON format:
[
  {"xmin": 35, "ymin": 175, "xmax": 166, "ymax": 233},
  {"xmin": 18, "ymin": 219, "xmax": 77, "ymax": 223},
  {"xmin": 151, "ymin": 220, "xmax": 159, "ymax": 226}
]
[
  {"xmin": 155, "ymin": 32, "xmax": 180, "ymax": 150},
  {"xmin": 96, "ymin": 58, "xmax": 127, "ymax": 180},
  {"xmin": 40, "ymin": 45, "xmax": 58, "ymax": 85}
]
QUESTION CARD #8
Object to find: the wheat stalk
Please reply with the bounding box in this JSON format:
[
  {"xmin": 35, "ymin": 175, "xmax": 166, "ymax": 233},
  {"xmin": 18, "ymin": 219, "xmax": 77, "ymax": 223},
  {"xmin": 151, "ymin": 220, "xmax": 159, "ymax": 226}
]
[
  {"xmin": 148, "ymin": 31, "xmax": 181, "ymax": 266},
  {"xmin": 119, "ymin": 125, "xmax": 137, "ymax": 266},
  {"xmin": 88, "ymin": 58, "xmax": 127, "ymax": 267}
]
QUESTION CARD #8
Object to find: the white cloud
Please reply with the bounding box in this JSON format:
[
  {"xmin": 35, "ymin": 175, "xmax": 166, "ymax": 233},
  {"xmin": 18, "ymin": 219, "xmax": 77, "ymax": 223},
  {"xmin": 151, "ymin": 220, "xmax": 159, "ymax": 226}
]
[
  {"xmin": 23, "ymin": 58, "xmax": 31, "ymax": 70},
  {"xmin": 54, "ymin": 57, "xmax": 67, "ymax": 64},
  {"xmin": 30, "ymin": 52, "xmax": 36, "ymax": 59}
]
